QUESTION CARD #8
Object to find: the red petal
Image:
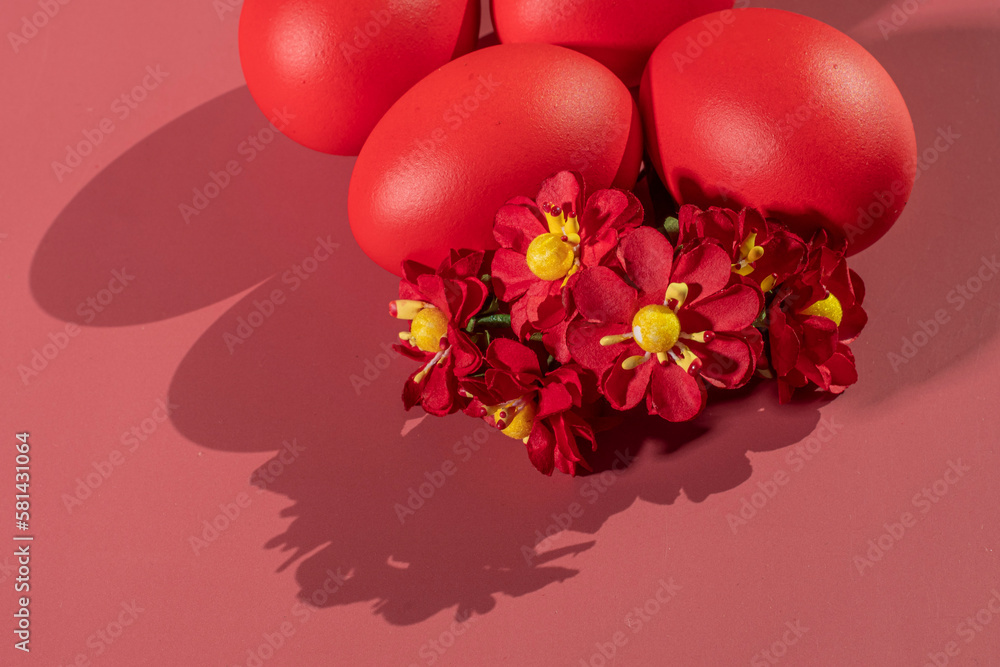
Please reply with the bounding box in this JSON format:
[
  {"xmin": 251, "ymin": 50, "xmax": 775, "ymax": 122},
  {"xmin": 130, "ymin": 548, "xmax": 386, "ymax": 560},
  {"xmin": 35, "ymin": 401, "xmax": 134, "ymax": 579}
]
[
  {"xmin": 839, "ymin": 304, "xmax": 868, "ymax": 344},
  {"xmin": 570, "ymin": 266, "xmax": 637, "ymax": 324},
  {"xmin": 698, "ymin": 334, "xmax": 754, "ymax": 389},
  {"xmin": 525, "ymin": 423, "xmax": 556, "ymax": 476},
  {"xmin": 671, "ymin": 242, "xmax": 733, "ymax": 304},
  {"xmin": 449, "ymin": 330, "xmax": 484, "ymax": 376},
  {"xmin": 417, "ymin": 357, "xmax": 461, "ymax": 416},
  {"xmin": 567, "ymin": 321, "xmax": 634, "ymax": 372},
  {"xmin": 767, "ymin": 307, "xmax": 800, "ymax": 377},
  {"xmin": 677, "ymin": 205, "xmax": 740, "ymax": 254},
  {"xmin": 649, "ymin": 362, "xmax": 705, "ymax": 422},
  {"xmin": 491, "ymin": 249, "xmax": 536, "ymax": 303},
  {"xmin": 826, "ymin": 344, "xmax": 859, "ymax": 389},
  {"xmin": 617, "ymin": 226, "xmax": 674, "ymax": 297},
  {"xmin": 487, "ymin": 338, "xmax": 542, "ymax": 377},
  {"xmin": 536, "ymin": 171, "xmax": 583, "ymax": 216},
  {"xmin": 537, "ymin": 382, "xmax": 574, "ymax": 419},
  {"xmin": 551, "ymin": 414, "xmax": 586, "ymax": 475},
  {"xmin": 525, "ymin": 280, "xmax": 567, "ymax": 330},
  {"xmin": 455, "ymin": 278, "xmax": 489, "ymax": 326},
  {"xmin": 580, "ymin": 187, "xmax": 643, "ymax": 240},
  {"xmin": 442, "ymin": 249, "xmax": 486, "ymax": 280},
  {"xmin": 800, "ymin": 316, "xmax": 838, "ymax": 364},
  {"xmin": 494, "ymin": 203, "xmax": 547, "ymax": 254},
  {"xmin": 602, "ymin": 352, "xmax": 653, "ymax": 410},
  {"xmin": 682, "ymin": 282, "xmax": 763, "ymax": 333}
]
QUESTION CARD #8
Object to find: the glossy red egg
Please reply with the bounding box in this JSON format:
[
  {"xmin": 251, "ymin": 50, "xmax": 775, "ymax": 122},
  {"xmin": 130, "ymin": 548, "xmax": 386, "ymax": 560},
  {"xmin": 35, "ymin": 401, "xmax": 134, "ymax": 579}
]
[
  {"xmin": 349, "ymin": 43, "xmax": 644, "ymax": 275},
  {"xmin": 640, "ymin": 8, "xmax": 917, "ymax": 255},
  {"xmin": 239, "ymin": 0, "xmax": 479, "ymax": 156},
  {"xmin": 491, "ymin": 0, "xmax": 733, "ymax": 88}
]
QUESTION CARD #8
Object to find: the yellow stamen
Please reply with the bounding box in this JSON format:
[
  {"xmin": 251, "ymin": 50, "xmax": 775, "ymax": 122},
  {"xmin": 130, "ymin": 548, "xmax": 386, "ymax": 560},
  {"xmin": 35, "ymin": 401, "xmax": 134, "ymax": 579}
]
[
  {"xmin": 622, "ymin": 354, "xmax": 648, "ymax": 370},
  {"xmin": 681, "ymin": 331, "xmax": 711, "ymax": 344},
  {"xmin": 392, "ymin": 299, "xmax": 430, "ymax": 320},
  {"xmin": 760, "ymin": 274, "xmax": 777, "ymax": 292},
  {"xmin": 665, "ymin": 282, "xmax": 689, "ymax": 310},
  {"xmin": 600, "ymin": 333, "xmax": 633, "ymax": 346},
  {"xmin": 674, "ymin": 344, "xmax": 700, "ymax": 373}
]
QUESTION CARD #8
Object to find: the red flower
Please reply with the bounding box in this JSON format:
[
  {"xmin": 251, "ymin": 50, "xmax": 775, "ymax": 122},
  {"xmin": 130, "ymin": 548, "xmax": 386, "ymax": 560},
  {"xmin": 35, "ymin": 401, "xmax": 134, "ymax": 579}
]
[
  {"xmin": 391, "ymin": 249, "xmax": 489, "ymax": 416},
  {"xmin": 461, "ymin": 339, "xmax": 598, "ymax": 476},
  {"xmin": 567, "ymin": 227, "xmax": 763, "ymax": 422},
  {"xmin": 677, "ymin": 205, "xmax": 806, "ymax": 292},
  {"xmin": 767, "ymin": 232, "xmax": 867, "ymax": 402},
  {"xmin": 491, "ymin": 171, "xmax": 643, "ymax": 339}
]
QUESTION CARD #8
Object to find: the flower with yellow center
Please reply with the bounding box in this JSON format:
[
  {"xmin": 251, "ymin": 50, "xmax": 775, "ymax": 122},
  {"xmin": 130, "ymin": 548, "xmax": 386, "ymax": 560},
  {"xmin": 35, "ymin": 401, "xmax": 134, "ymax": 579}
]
[
  {"xmin": 524, "ymin": 202, "xmax": 582, "ymax": 284},
  {"xmin": 391, "ymin": 300, "xmax": 452, "ymax": 382},
  {"xmin": 599, "ymin": 282, "xmax": 715, "ymax": 375}
]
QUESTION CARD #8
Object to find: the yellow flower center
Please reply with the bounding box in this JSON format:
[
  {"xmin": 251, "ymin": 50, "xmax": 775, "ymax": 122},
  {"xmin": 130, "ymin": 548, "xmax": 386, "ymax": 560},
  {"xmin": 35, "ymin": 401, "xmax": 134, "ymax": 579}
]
[
  {"xmin": 409, "ymin": 307, "xmax": 449, "ymax": 352},
  {"xmin": 631, "ymin": 304, "xmax": 681, "ymax": 354},
  {"xmin": 799, "ymin": 293, "xmax": 843, "ymax": 327},
  {"xmin": 499, "ymin": 401, "xmax": 536, "ymax": 440},
  {"xmin": 525, "ymin": 233, "xmax": 576, "ymax": 281}
]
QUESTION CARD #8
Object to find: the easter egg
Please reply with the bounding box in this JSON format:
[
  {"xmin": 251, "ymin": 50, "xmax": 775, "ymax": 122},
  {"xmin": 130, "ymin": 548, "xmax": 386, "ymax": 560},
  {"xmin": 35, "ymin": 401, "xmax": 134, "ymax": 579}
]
[
  {"xmin": 349, "ymin": 43, "xmax": 644, "ymax": 275},
  {"xmin": 640, "ymin": 8, "xmax": 917, "ymax": 255},
  {"xmin": 238, "ymin": 0, "xmax": 480, "ymax": 155},
  {"xmin": 490, "ymin": 0, "xmax": 733, "ymax": 87}
]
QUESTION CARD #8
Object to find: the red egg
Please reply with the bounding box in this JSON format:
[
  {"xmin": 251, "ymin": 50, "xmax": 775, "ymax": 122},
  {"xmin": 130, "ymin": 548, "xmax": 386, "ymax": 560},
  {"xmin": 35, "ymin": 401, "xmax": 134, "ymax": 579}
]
[
  {"xmin": 491, "ymin": 0, "xmax": 733, "ymax": 88},
  {"xmin": 349, "ymin": 44, "xmax": 643, "ymax": 275},
  {"xmin": 640, "ymin": 8, "xmax": 917, "ymax": 255},
  {"xmin": 239, "ymin": 0, "xmax": 479, "ymax": 156}
]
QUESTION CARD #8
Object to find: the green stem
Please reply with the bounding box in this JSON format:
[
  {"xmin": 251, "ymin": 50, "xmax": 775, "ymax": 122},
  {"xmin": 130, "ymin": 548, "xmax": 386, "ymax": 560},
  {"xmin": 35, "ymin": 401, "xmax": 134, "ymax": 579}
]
[{"xmin": 466, "ymin": 313, "xmax": 512, "ymax": 332}]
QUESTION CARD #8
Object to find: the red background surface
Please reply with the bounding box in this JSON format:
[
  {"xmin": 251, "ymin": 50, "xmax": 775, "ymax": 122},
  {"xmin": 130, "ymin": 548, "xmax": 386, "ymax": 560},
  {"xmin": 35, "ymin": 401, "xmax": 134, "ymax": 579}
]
[{"xmin": 2, "ymin": 1, "xmax": 998, "ymax": 665}]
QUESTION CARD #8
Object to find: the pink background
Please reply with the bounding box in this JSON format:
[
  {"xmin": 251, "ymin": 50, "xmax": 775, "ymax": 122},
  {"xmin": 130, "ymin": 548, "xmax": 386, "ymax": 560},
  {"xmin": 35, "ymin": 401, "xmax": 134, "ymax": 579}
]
[{"xmin": 2, "ymin": 0, "xmax": 999, "ymax": 665}]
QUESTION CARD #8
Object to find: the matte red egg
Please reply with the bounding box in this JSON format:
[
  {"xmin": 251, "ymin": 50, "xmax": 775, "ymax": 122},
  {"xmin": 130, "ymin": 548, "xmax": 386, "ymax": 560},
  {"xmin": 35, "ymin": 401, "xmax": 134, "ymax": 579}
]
[
  {"xmin": 491, "ymin": 0, "xmax": 733, "ymax": 88},
  {"xmin": 239, "ymin": 0, "xmax": 480, "ymax": 155},
  {"xmin": 349, "ymin": 43, "xmax": 644, "ymax": 275},
  {"xmin": 640, "ymin": 8, "xmax": 917, "ymax": 255}
]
